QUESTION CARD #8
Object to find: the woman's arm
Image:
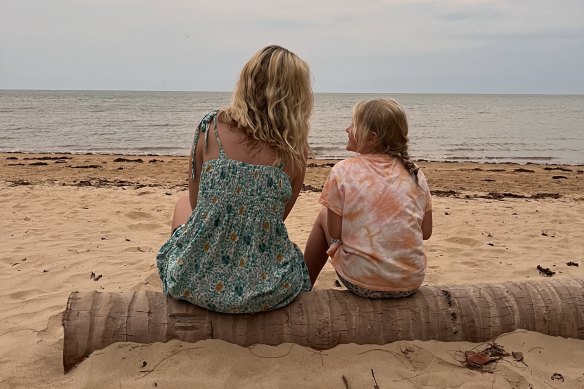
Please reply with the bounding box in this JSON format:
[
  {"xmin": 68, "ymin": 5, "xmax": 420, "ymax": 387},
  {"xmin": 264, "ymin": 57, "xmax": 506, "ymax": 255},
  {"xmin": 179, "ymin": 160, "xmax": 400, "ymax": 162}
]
[
  {"xmin": 283, "ymin": 163, "xmax": 306, "ymax": 221},
  {"xmin": 422, "ymin": 210, "xmax": 432, "ymax": 240}
]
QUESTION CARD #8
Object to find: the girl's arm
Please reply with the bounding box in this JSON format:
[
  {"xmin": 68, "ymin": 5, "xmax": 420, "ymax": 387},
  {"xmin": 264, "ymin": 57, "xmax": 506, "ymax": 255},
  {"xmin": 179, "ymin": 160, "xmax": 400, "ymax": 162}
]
[
  {"xmin": 324, "ymin": 208, "xmax": 343, "ymax": 259},
  {"xmin": 327, "ymin": 208, "xmax": 342, "ymax": 240},
  {"xmin": 422, "ymin": 210, "xmax": 432, "ymax": 240}
]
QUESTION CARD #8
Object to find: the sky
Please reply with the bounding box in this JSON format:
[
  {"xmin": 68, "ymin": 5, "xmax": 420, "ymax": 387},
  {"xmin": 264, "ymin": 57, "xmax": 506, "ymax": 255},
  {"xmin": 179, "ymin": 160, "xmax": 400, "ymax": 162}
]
[{"xmin": 1, "ymin": 0, "xmax": 583, "ymax": 94}]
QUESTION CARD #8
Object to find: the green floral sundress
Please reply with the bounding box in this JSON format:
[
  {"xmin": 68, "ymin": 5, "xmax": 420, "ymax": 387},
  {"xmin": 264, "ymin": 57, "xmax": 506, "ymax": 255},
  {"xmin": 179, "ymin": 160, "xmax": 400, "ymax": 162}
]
[{"xmin": 157, "ymin": 110, "xmax": 311, "ymax": 313}]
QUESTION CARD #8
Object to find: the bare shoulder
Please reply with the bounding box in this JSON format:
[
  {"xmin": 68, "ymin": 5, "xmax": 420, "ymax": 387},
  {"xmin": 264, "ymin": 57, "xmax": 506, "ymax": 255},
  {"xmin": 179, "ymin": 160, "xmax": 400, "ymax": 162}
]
[
  {"xmin": 214, "ymin": 119, "xmax": 279, "ymax": 166},
  {"xmin": 283, "ymin": 157, "xmax": 306, "ymax": 180}
]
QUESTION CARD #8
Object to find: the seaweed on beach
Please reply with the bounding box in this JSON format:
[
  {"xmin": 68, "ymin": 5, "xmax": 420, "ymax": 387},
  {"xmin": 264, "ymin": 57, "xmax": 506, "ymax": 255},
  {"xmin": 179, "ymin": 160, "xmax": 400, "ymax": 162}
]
[
  {"xmin": 537, "ymin": 265, "xmax": 555, "ymax": 277},
  {"xmin": 113, "ymin": 158, "xmax": 144, "ymax": 163},
  {"xmin": 23, "ymin": 156, "xmax": 72, "ymax": 161},
  {"xmin": 306, "ymin": 162, "xmax": 335, "ymax": 168},
  {"xmin": 531, "ymin": 193, "xmax": 561, "ymax": 199},
  {"xmin": 69, "ymin": 165, "xmax": 102, "ymax": 169},
  {"xmin": 8, "ymin": 179, "xmax": 32, "ymax": 186},
  {"xmin": 433, "ymin": 191, "xmax": 563, "ymax": 200},
  {"xmin": 484, "ymin": 192, "xmax": 526, "ymax": 199},
  {"xmin": 432, "ymin": 190, "xmax": 459, "ymax": 197},
  {"xmin": 73, "ymin": 178, "xmax": 160, "ymax": 189},
  {"xmin": 302, "ymin": 184, "xmax": 322, "ymax": 192}
]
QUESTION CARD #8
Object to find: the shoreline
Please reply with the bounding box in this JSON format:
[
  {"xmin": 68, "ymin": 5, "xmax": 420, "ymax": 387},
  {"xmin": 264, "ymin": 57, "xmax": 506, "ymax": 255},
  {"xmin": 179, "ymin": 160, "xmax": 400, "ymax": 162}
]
[
  {"xmin": 3, "ymin": 149, "xmax": 584, "ymax": 166},
  {"xmin": 3, "ymin": 152, "xmax": 583, "ymax": 200}
]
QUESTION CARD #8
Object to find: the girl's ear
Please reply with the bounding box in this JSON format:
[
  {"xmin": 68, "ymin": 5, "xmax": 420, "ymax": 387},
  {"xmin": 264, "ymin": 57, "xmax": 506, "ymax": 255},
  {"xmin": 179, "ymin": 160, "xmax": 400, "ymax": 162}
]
[{"xmin": 368, "ymin": 131, "xmax": 379, "ymax": 146}]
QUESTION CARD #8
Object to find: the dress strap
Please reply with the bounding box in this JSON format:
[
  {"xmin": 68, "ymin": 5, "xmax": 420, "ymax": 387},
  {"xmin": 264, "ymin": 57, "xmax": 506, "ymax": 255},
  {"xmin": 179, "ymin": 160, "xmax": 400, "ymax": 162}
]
[
  {"xmin": 211, "ymin": 114, "xmax": 228, "ymax": 159},
  {"xmin": 191, "ymin": 110, "xmax": 219, "ymax": 180}
]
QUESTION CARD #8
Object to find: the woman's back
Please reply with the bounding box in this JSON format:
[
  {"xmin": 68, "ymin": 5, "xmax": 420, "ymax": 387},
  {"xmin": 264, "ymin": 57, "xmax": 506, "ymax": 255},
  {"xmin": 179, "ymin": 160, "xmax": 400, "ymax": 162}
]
[
  {"xmin": 200, "ymin": 117, "xmax": 300, "ymax": 183},
  {"xmin": 157, "ymin": 111, "xmax": 311, "ymax": 313},
  {"xmin": 194, "ymin": 113, "xmax": 305, "ymax": 221}
]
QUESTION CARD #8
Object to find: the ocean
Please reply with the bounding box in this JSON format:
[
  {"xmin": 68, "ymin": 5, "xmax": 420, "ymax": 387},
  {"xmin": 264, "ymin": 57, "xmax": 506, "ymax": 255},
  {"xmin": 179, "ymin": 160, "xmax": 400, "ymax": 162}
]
[{"xmin": 1, "ymin": 90, "xmax": 583, "ymax": 164}]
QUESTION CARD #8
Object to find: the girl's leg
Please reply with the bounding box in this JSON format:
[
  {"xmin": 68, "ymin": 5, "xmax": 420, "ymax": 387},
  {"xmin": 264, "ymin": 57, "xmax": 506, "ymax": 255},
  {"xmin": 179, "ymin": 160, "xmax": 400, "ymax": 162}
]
[
  {"xmin": 304, "ymin": 207, "xmax": 332, "ymax": 286},
  {"xmin": 171, "ymin": 194, "xmax": 193, "ymax": 233}
]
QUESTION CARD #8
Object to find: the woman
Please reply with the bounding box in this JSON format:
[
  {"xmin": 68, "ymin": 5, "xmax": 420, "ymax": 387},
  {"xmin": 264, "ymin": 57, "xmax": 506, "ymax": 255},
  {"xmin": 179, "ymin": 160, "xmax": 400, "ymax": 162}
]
[{"xmin": 157, "ymin": 45, "xmax": 313, "ymax": 313}]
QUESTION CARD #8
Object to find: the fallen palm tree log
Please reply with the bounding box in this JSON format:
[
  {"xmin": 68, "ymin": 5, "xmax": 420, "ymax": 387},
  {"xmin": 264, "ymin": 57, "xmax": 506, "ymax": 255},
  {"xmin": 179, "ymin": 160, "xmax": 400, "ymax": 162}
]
[{"xmin": 63, "ymin": 278, "xmax": 584, "ymax": 372}]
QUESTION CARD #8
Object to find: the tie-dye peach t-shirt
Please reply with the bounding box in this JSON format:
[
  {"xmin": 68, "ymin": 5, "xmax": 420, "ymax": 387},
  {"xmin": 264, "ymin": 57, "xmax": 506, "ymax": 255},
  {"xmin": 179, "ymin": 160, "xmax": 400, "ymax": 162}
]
[{"xmin": 320, "ymin": 154, "xmax": 432, "ymax": 292}]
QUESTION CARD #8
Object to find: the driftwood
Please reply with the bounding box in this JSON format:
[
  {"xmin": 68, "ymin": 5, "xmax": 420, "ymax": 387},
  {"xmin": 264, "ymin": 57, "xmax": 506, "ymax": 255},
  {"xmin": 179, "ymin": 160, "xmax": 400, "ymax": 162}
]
[{"xmin": 63, "ymin": 278, "xmax": 584, "ymax": 372}]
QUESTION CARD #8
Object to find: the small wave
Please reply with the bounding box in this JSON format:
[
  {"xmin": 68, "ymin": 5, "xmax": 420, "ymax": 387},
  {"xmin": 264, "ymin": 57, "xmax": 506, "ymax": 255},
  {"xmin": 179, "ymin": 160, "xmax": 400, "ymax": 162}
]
[
  {"xmin": 443, "ymin": 155, "xmax": 556, "ymax": 161},
  {"xmin": 311, "ymin": 145, "xmax": 346, "ymax": 152},
  {"xmin": 133, "ymin": 146, "xmax": 186, "ymax": 152},
  {"xmin": 446, "ymin": 147, "xmax": 477, "ymax": 152},
  {"xmin": 144, "ymin": 123, "xmax": 179, "ymax": 128},
  {"xmin": 0, "ymin": 126, "xmax": 28, "ymax": 131},
  {"xmin": 487, "ymin": 156, "xmax": 554, "ymax": 161}
]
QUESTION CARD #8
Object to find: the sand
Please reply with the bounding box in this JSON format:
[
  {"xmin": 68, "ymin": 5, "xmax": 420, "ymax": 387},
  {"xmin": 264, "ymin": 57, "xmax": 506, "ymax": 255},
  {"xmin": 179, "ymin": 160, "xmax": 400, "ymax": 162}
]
[{"xmin": 1, "ymin": 152, "xmax": 583, "ymax": 388}]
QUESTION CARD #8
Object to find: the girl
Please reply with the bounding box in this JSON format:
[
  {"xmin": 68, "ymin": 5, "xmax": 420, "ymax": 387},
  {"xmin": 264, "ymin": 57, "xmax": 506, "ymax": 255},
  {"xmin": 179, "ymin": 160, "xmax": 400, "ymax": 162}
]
[
  {"xmin": 304, "ymin": 98, "xmax": 432, "ymax": 298},
  {"xmin": 157, "ymin": 45, "xmax": 313, "ymax": 313}
]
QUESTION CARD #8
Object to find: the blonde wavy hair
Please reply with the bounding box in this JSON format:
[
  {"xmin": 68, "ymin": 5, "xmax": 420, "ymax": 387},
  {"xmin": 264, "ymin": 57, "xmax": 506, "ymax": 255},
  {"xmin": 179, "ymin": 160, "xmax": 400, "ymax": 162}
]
[
  {"xmin": 219, "ymin": 45, "xmax": 313, "ymax": 166},
  {"xmin": 352, "ymin": 98, "xmax": 420, "ymax": 182}
]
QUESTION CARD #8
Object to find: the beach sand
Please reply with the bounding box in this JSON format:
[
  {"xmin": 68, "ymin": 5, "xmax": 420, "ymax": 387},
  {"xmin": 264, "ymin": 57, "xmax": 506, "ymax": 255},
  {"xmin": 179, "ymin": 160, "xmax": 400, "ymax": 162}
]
[{"xmin": 1, "ymin": 153, "xmax": 583, "ymax": 388}]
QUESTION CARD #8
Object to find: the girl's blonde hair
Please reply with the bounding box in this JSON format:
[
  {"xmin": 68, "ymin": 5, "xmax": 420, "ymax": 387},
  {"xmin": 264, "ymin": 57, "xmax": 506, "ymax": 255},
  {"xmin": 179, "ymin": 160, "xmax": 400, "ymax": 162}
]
[
  {"xmin": 219, "ymin": 45, "xmax": 313, "ymax": 166},
  {"xmin": 352, "ymin": 98, "xmax": 419, "ymax": 182}
]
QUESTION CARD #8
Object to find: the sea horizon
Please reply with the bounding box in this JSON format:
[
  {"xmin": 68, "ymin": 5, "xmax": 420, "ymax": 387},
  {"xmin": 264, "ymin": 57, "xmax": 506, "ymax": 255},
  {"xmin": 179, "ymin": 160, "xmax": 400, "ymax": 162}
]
[{"xmin": 2, "ymin": 88, "xmax": 583, "ymax": 97}]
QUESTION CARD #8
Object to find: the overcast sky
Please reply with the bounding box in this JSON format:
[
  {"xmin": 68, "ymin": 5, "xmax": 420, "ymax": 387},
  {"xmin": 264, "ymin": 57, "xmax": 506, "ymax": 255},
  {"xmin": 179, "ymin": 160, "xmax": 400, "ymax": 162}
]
[{"xmin": 1, "ymin": 0, "xmax": 583, "ymax": 94}]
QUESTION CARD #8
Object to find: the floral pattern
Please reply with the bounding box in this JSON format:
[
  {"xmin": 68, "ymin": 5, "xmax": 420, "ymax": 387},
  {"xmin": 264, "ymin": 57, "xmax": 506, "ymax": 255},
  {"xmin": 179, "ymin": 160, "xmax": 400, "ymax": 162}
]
[{"xmin": 157, "ymin": 111, "xmax": 311, "ymax": 313}]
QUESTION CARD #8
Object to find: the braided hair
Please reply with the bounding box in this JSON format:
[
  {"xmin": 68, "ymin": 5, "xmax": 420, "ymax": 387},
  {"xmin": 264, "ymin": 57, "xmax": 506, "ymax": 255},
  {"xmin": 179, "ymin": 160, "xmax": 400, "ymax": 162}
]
[
  {"xmin": 386, "ymin": 147, "xmax": 419, "ymax": 184},
  {"xmin": 352, "ymin": 99, "xmax": 419, "ymax": 184}
]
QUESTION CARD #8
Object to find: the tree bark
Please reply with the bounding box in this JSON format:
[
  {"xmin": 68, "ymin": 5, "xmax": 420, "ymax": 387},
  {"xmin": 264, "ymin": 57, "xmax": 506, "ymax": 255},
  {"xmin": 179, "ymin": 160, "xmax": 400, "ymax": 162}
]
[{"xmin": 63, "ymin": 278, "xmax": 584, "ymax": 372}]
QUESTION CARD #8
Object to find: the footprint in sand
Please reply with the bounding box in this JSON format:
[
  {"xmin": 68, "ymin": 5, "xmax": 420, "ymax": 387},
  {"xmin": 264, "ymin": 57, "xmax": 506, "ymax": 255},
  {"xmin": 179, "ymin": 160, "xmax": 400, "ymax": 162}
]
[
  {"xmin": 125, "ymin": 211, "xmax": 163, "ymax": 231},
  {"xmin": 8, "ymin": 289, "xmax": 42, "ymax": 302},
  {"xmin": 460, "ymin": 261, "xmax": 480, "ymax": 267},
  {"xmin": 125, "ymin": 211, "xmax": 152, "ymax": 220},
  {"xmin": 129, "ymin": 222, "xmax": 163, "ymax": 231},
  {"xmin": 444, "ymin": 237, "xmax": 482, "ymax": 246}
]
